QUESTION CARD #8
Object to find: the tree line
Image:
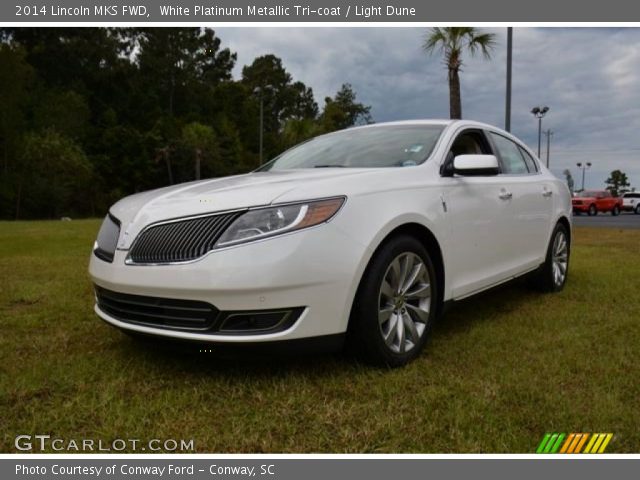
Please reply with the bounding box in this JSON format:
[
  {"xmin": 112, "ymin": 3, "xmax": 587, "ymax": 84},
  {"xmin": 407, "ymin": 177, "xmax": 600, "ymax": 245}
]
[{"xmin": 0, "ymin": 28, "xmax": 372, "ymax": 219}]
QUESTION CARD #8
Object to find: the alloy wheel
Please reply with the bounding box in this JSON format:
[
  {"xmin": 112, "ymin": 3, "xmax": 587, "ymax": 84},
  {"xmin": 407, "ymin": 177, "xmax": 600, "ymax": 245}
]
[
  {"xmin": 378, "ymin": 252, "xmax": 431, "ymax": 354},
  {"xmin": 552, "ymin": 231, "xmax": 568, "ymax": 287}
]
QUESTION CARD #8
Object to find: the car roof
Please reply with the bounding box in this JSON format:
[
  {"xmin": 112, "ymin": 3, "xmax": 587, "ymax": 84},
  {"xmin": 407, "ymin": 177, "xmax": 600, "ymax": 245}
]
[{"xmin": 346, "ymin": 119, "xmax": 501, "ymax": 132}]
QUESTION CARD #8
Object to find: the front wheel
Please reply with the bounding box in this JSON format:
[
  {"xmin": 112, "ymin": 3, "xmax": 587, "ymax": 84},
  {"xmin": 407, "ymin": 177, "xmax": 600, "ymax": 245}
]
[
  {"xmin": 349, "ymin": 235, "xmax": 438, "ymax": 367},
  {"xmin": 635, "ymin": 205, "xmax": 640, "ymax": 215},
  {"xmin": 531, "ymin": 223, "xmax": 570, "ymax": 292},
  {"xmin": 588, "ymin": 204, "xmax": 597, "ymax": 216},
  {"xmin": 612, "ymin": 205, "xmax": 620, "ymax": 216}
]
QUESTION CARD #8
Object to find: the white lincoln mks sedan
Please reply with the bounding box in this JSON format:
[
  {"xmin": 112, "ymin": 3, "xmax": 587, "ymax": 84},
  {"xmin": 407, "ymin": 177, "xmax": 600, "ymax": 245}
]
[{"xmin": 89, "ymin": 120, "xmax": 572, "ymax": 366}]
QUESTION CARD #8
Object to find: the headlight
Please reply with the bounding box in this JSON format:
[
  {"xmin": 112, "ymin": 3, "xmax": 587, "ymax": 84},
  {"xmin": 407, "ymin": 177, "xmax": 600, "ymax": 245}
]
[
  {"xmin": 215, "ymin": 197, "xmax": 345, "ymax": 248},
  {"xmin": 93, "ymin": 214, "xmax": 121, "ymax": 263}
]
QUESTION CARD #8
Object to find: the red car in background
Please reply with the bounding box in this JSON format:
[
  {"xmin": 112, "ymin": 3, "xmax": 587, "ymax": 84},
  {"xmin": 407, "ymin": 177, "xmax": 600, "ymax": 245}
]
[{"xmin": 572, "ymin": 190, "xmax": 622, "ymax": 216}]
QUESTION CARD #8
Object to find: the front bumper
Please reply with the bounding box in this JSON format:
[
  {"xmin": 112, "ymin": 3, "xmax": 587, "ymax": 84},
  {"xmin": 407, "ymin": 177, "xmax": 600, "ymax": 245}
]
[
  {"xmin": 89, "ymin": 222, "xmax": 370, "ymax": 344},
  {"xmin": 572, "ymin": 204, "xmax": 589, "ymax": 213}
]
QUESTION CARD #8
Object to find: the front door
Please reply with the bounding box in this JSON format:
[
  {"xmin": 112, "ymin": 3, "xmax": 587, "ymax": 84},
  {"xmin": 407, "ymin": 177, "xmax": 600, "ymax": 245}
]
[{"xmin": 440, "ymin": 129, "xmax": 516, "ymax": 299}]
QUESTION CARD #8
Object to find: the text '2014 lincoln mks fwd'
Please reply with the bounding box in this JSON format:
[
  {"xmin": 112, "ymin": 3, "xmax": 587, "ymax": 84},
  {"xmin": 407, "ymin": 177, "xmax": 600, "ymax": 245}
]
[{"xmin": 89, "ymin": 120, "xmax": 572, "ymax": 366}]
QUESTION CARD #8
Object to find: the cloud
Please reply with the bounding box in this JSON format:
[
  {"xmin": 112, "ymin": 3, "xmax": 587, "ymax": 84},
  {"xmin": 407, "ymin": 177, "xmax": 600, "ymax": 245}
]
[{"xmin": 216, "ymin": 27, "xmax": 640, "ymax": 189}]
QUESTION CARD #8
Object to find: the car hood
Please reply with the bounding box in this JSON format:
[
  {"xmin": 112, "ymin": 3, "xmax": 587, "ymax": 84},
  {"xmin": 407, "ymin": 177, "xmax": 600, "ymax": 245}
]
[{"xmin": 111, "ymin": 169, "xmax": 380, "ymax": 249}]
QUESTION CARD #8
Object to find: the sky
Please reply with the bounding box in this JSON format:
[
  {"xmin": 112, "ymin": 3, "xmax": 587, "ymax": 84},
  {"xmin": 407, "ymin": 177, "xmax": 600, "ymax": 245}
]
[{"xmin": 216, "ymin": 27, "xmax": 640, "ymax": 190}]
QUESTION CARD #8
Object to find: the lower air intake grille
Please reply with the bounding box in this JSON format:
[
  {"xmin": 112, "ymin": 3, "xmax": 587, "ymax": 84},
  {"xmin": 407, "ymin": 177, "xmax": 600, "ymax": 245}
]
[
  {"xmin": 128, "ymin": 211, "xmax": 244, "ymax": 264},
  {"xmin": 95, "ymin": 286, "xmax": 219, "ymax": 331}
]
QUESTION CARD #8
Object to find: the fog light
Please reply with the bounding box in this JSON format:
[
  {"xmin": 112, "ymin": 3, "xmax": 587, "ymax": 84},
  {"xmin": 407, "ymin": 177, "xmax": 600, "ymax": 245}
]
[{"xmin": 219, "ymin": 308, "xmax": 303, "ymax": 333}]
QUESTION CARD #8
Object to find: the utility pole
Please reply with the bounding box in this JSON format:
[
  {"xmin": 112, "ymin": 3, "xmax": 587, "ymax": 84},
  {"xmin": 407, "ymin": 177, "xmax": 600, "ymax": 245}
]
[
  {"xmin": 505, "ymin": 27, "xmax": 513, "ymax": 132},
  {"xmin": 195, "ymin": 148, "xmax": 201, "ymax": 180},
  {"xmin": 543, "ymin": 129, "xmax": 553, "ymax": 168}
]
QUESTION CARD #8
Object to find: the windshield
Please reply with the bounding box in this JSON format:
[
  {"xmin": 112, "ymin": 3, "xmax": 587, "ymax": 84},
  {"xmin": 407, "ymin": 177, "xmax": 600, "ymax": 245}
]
[
  {"xmin": 581, "ymin": 191, "xmax": 601, "ymax": 197},
  {"xmin": 258, "ymin": 125, "xmax": 445, "ymax": 171}
]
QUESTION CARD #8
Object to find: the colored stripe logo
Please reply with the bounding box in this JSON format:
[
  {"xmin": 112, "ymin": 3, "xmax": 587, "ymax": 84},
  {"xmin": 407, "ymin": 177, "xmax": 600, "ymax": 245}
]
[{"xmin": 536, "ymin": 433, "xmax": 613, "ymax": 454}]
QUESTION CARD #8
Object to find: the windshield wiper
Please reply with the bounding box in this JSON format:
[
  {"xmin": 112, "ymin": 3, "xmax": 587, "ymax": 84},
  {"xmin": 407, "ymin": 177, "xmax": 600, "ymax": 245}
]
[{"xmin": 313, "ymin": 164, "xmax": 346, "ymax": 168}]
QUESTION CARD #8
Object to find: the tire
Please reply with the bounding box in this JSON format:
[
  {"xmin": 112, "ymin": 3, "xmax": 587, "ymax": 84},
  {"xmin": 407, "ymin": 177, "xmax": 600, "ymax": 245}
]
[
  {"xmin": 612, "ymin": 205, "xmax": 620, "ymax": 216},
  {"xmin": 635, "ymin": 205, "xmax": 640, "ymax": 215},
  {"xmin": 588, "ymin": 204, "xmax": 597, "ymax": 216},
  {"xmin": 531, "ymin": 223, "xmax": 570, "ymax": 293},
  {"xmin": 349, "ymin": 235, "xmax": 438, "ymax": 367}
]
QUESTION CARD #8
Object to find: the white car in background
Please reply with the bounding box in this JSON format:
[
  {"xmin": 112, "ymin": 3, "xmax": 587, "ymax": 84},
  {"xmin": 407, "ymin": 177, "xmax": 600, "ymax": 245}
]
[
  {"xmin": 622, "ymin": 192, "xmax": 640, "ymax": 214},
  {"xmin": 89, "ymin": 120, "xmax": 572, "ymax": 367}
]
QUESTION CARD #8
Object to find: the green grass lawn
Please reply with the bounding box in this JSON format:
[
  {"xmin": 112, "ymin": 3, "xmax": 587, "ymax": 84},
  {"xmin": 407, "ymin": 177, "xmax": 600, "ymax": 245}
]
[{"xmin": 1, "ymin": 220, "xmax": 639, "ymax": 453}]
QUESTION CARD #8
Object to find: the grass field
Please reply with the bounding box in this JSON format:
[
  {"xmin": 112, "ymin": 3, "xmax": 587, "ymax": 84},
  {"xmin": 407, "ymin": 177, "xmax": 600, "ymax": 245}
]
[{"xmin": 1, "ymin": 220, "xmax": 639, "ymax": 453}]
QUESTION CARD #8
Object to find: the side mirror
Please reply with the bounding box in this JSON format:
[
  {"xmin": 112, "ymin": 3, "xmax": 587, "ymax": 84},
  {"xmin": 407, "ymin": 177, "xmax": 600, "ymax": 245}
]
[{"xmin": 453, "ymin": 154, "xmax": 500, "ymax": 176}]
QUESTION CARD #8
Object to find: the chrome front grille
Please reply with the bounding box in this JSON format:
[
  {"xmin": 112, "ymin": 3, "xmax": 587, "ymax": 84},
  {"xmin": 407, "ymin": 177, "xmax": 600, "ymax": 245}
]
[{"xmin": 128, "ymin": 211, "xmax": 244, "ymax": 264}]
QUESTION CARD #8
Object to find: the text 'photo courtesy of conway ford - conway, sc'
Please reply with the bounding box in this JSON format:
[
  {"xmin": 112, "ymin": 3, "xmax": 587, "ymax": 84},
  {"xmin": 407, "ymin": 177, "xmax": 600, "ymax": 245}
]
[{"xmin": 90, "ymin": 120, "xmax": 572, "ymax": 367}]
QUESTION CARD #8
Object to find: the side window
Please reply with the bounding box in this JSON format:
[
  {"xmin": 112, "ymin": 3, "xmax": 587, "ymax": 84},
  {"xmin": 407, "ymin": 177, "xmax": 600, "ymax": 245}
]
[
  {"xmin": 449, "ymin": 131, "xmax": 491, "ymax": 157},
  {"xmin": 489, "ymin": 132, "xmax": 529, "ymax": 174},
  {"xmin": 518, "ymin": 146, "xmax": 539, "ymax": 173},
  {"xmin": 442, "ymin": 129, "xmax": 492, "ymax": 175}
]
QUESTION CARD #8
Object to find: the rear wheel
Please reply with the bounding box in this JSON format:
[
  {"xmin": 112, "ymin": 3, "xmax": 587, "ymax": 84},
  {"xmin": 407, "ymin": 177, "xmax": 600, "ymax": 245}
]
[
  {"xmin": 635, "ymin": 205, "xmax": 640, "ymax": 215},
  {"xmin": 588, "ymin": 204, "xmax": 597, "ymax": 216},
  {"xmin": 612, "ymin": 205, "xmax": 620, "ymax": 216},
  {"xmin": 531, "ymin": 223, "xmax": 570, "ymax": 292},
  {"xmin": 349, "ymin": 235, "xmax": 438, "ymax": 367}
]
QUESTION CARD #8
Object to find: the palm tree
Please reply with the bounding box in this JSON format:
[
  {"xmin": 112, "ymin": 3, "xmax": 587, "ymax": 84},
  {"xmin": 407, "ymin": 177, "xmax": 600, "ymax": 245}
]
[{"xmin": 423, "ymin": 27, "xmax": 496, "ymax": 119}]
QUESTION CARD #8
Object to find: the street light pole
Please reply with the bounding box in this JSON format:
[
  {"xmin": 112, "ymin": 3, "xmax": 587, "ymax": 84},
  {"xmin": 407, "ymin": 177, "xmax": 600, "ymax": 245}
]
[
  {"xmin": 576, "ymin": 162, "xmax": 592, "ymax": 191},
  {"xmin": 253, "ymin": 84, "xmax": 273, "ymax": 166},
  {"xmin": 259, "ymin": 94, "xmax": 264, "ymax": 165},
  {"xmin": 531, "ymin": 106, "xmax": 549, "ymax": 158},
  {"xmin": 537, "ymin": 116, "xmax": 542, "ymax": 157}
]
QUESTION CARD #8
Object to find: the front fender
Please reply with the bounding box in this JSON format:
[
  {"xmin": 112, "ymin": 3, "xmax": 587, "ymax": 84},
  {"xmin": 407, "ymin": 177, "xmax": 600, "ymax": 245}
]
[{"xmin": 330, "ymin": 189, "xmax": 451, "ymax": 321}]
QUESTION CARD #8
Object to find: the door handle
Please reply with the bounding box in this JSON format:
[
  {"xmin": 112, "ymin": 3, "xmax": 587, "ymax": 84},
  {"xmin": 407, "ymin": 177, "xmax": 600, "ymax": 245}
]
[
  {"xmin": 542, "ymin": 189, "xmax": 553, "ymax": 197},
  {"xmin": 499, "ymin": 191, "xmax": 513, "ymax": 200}
]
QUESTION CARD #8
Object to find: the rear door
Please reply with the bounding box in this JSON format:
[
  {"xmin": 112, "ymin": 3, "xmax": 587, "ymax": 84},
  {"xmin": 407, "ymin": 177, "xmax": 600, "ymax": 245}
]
[{"xmin": 487, "ymin": 131, "xmax": 553, "ymax": 273}]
